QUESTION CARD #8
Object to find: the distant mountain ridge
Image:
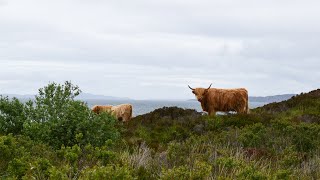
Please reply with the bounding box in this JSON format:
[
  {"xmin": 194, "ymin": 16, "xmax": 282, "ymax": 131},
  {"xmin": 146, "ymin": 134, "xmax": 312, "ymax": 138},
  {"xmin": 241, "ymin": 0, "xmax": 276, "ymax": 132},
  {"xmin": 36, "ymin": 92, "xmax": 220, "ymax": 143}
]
[
  {"xmin": 255, "ymin": 89, "xmax": 320, "ymax": 115},
  {"xmin": 249, "ymin": 94, "xmax": 295, "ymax": 103},
  {"xmin": 0, "ymin": 94, "xmax": 35, "ymax": 99},
  {"xmin": 76, "ymin": 93, "xmax": 131, "ymax": 100},
  {"xmin": 0, "ymin": 93, "xmax": 132, "ymax": 101}
]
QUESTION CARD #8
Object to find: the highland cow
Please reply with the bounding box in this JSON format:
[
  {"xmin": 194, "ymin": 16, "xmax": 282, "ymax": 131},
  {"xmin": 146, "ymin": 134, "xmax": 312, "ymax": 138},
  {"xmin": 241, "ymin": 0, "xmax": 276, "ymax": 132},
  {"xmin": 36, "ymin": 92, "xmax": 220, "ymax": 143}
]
[
  {"xmin": 92, "ymin": 104, "xmax": 133, "ymax": 122},
  {"xmin": 188, "ymin": 84, "xmax": 249, "ymax": 116}
]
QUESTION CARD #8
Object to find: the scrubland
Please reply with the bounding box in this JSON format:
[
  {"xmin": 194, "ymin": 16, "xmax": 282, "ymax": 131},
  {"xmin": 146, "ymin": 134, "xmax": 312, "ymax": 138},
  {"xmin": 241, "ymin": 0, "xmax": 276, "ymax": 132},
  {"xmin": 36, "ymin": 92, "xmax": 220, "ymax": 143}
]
[{"xmin": 1, "ymin": 81, "xmax": 320, "ymax": 179}]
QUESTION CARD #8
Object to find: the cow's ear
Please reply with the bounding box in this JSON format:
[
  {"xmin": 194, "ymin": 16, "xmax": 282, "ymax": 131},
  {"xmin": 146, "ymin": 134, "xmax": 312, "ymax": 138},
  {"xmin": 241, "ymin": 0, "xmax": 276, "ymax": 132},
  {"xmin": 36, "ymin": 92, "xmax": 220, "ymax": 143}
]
[{"xmin": 204, "ymin": 89, "xmax": 209, "ymax": 94}]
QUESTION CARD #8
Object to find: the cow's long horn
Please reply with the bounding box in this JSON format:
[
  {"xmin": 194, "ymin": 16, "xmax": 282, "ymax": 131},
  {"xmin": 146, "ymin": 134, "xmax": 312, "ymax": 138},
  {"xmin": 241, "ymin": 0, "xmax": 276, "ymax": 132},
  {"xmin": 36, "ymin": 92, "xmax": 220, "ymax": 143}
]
[
  {"xmin": 207, "ymin": 83, "xmax": 212, "ymax": 90},
  {"xmin": 188, "ymin": 85, "xmax": 195, "ymax": 90}
]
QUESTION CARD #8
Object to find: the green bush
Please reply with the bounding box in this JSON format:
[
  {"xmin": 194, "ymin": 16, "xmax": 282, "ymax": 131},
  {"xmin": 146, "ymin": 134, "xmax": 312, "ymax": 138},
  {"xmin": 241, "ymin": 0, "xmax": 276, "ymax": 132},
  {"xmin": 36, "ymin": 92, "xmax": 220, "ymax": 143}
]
[
  {"xmin": 280, "ymin": 146, "xmax": 303, "ymax": 168},
  {"xmin": 80, "ymin": 165, "xmax": 134, "ymax": 180},
  {"xmin": 160, "ymin": 161, "xmax": 212, "ymax": 180},
  {"xmin": 274, "ymin": 169, "xmax": 292, "ymax": 180},
  {"xmin": 0, "ymin": 96, "xmax": 27, "ymax": 135},
  {"xmin": 7, "ymin": 158, "xmax": 29, "ymax": 179},
  {"xmin": 0, "ymin": 134, "xmax": 56, "ymax": 178},
  {"xmin": 23, "ymin": 81, "xmax": 120, "ymax": 149},
  {"xmin": 237, "ymin": 165, "xmax": 267, "ymax": 180},
  {"xmin": 239, "ymin": 123, "xmax": 268, "ymax": 148},
  {"xmin": 26, "ymin": 158, "xmax": 52, "ymax": 180},
  {"xmin": 160, "ymin": 166, "xmax": 190, "ymax": 180},
  {"xmin": 215, "ymin": 157, "xmax": 242, "ymax": 170}
]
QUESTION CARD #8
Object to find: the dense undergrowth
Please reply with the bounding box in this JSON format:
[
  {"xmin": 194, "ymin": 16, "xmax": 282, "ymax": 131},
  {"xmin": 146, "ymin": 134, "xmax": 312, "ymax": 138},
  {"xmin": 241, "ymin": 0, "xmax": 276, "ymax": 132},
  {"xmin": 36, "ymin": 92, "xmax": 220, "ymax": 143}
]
[{"xmin": 0, "ymin": 82, "xmax": 319, "ymax": 179}]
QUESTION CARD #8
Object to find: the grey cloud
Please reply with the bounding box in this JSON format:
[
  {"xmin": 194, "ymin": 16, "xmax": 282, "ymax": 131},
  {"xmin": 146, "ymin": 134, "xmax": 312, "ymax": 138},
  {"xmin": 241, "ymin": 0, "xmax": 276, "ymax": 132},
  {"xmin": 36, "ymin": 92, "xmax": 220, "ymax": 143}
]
[{"xmin": 0, "ymin": 0, "xmax": 319, "ymax": 99}]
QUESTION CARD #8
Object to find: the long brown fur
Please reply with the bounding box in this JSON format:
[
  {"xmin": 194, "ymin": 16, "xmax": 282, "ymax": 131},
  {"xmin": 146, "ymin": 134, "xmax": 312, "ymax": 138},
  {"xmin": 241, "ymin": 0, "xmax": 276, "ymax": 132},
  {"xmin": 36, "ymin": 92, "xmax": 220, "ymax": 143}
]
[
  {"xmin": 92, "ymin": 104, "xmax": 133, "ymax": 122},
  {"xmin": 92, "ymin": 105, "xmax": 112, "ymax": 114},
  {"xmin": 190, "ymin": 86, "xmax": 249, "ymax": 116},
  {"xmin": 111, "ymin": 104, "xmax": 133, "ymax": 122}
]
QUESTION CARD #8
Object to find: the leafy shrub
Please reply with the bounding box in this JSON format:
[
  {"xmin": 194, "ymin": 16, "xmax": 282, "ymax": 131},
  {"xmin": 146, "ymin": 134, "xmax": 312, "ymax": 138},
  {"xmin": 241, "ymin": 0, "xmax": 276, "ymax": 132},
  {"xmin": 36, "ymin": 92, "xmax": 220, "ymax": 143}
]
[
  {"xmin": 0, "ymin": 96, "xmax": 27, "ymax": 135},
  {"xmin": 160, "ymin": 166, "xmax": 190, "ymax": 180},
  {"xmin": 274, "ymin": 169, "xmax": 292, "ymax": 180},
  {"xmin": 23, "ymin": 81, "xmax": 120, "ymax": 149},
  {"xmin": 80, "ymin": 165, "xmax": 134, "ymax": 180},
  {"xmin": 239, "ymin": 123, "xmax": 268, "ymax": 148},
  {"xmin": 26, "ymin": 158, "xmax": 52, "ymax": 180},
  {"xmin": 192, "ymin": 161, "xmax": 212, "ymax": 179},
  {"xmin": 48, "ymin": 165, "xmax": 73, "ymax": 180},
  {"xmin": 160, "ymin": 161, "xmax": 212, "ymax": 180},
  {"xmin": 291, "ymin": 123, "xmax": 320, "ymax": 152},
  {"xmin": 280, "ymin": 146, "xmax": 303, "ymax": 168},
  {"xmin": 215, "ymin": 157, "xmax": 242, "ymax": 170},
  {"xmin": 167, "ymin": 141, "xmax": 189, "ymax": 167},
  {"xmin": 237, "ymin": 165, "xmax": 267, "ymax": 180},
  {"xmin": 7, "ymin": 158, "xmax": 29, "ymax": 179},
  {"xmin": 0, "ymin": 134, "xmax": 56, "ymax": 178}
]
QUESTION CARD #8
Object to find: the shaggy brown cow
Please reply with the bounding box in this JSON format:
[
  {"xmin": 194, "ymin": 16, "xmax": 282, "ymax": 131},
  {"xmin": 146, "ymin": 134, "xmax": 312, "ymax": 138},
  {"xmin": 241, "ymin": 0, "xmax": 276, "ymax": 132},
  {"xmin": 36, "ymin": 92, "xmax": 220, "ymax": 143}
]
[
  {"xmin": 92, "ymin": 104, "xmax": 133, "ymax": 122},
  {"xmin": 188, "ymin": 84, "xmax": 249, "ymax": 115},
  {"xmin": 92, "ymin": 105, "xmax": 112, "ymax": 114}
]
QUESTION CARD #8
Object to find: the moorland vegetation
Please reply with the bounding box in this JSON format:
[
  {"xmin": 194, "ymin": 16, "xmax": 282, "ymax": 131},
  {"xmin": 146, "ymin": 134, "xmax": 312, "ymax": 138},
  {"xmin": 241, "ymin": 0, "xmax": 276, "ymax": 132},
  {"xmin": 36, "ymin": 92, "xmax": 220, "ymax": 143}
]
[{"xmin": 0, "ymin": 81, "xmax": 319, "ymax": 179}]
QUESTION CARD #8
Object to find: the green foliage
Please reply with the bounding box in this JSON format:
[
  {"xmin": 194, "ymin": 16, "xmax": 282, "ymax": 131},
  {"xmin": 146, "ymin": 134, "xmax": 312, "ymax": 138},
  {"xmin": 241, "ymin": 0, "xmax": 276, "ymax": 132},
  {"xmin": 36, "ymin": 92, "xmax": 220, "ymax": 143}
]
[
  {"xmin": 0, "ymin": 134, "xmax": 56, "ymax": 179},
  {"xmin": 7, "ymin": 158, "xmax": 29, "ymax": 179},
  {"xmin": 23, "ymin": 81, "xmax": 120, "ymax": 149},
  {"xmin": 80, "ymin": 165, "xmax": 134, "ymax": 180},
  {"xmin": 237, "ymin": 166, "xmax": 267, "ymax": 180},
  {"xmin": 280, "ymin": 146, "xmax": 303, "ymax": 168},
  {"xmin": 1, "ymin": 84, "xmax": 320, "ymax": 179},
  {"xmin": 239, "ymin": 123, "xmax": 268, "ymax": 148},
  {"xmin": 215, "ymin": 157, "xmax": 242, "ymax": 170},
  {"xmin": 274, "ymin": 169, "xmax": 292, "ymax": 180},
  {"xmin": 160, "ymin": 161, "xmax": 212, "ymax": 180},
  {"xmin": 25, "ymin": 158, "xmax": 52, "ymax": 180},
  {"xmin": 0, "ymin": 96, "xmax": 27, "ymax": 135},
  {"xmin": 160, "ymin": 166, "xmax": 190, "ymax": 180}
]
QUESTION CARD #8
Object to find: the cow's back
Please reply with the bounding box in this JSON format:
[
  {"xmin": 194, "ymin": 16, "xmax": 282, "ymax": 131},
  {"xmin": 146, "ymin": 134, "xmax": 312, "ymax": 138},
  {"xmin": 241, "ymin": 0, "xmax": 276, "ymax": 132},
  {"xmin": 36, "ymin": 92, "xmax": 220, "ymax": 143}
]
[
  {"xmin": 92, "ymin": 105, "xmax": 112, "ymax": 114},
  {"xmin": 206, "ymin": 88, "xmax": 248, "ymax": 113}
]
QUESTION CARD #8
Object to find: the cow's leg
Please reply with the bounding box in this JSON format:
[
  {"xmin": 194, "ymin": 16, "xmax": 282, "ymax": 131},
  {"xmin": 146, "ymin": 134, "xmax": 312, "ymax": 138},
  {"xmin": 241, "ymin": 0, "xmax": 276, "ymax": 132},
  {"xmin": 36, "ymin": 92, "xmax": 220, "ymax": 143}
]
[
  {"xmin": 208, "ymin": 110, "xmax": 216, "ymax": 116},
  {"xmin": 238, "ymin": 106, "xmax": 248, "ymax": 114}
]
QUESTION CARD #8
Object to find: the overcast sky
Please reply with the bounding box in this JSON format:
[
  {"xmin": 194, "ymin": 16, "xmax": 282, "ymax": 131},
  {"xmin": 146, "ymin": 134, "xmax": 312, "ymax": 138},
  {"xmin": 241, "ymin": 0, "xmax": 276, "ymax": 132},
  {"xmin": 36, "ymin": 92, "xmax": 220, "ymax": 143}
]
[{"xmin": 0, "ymin": 0, "xmax": 319, "ymax": 100}]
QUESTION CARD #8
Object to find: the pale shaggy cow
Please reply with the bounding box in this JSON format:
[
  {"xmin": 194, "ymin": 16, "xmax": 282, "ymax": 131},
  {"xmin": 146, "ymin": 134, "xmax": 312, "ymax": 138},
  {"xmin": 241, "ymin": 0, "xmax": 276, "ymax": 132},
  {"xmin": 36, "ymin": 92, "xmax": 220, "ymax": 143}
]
[
  {"xmin": 188, "ymin": 84, "xmax": 249, "ymax": 116},
  {"xmin": 92, "ymin": 104, "xmax": 133, "ymax": 122}
]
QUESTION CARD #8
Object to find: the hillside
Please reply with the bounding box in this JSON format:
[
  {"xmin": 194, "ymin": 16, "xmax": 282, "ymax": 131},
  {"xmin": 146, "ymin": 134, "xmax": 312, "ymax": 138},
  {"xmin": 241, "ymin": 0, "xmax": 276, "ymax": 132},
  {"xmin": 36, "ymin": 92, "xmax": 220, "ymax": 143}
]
[
  {"xmin": 256, "ymin": 89, "xmax": 320, "ymax": 113},
  {"xmin": 0, "ymin": 82, "xmax": 319, "ymax": 179},
  {"xmin": 254, "ymin": 89, "xmax": 320, "ymax": 123},
  {"xmin": 120, "ymin": 89, "xmax": 320, "ymax": 178}
]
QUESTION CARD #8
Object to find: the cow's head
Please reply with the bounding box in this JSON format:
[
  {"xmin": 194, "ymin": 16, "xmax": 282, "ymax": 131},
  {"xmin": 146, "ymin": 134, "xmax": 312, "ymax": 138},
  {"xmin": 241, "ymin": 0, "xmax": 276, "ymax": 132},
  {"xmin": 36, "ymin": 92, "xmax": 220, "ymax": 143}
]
[{"xmin": 188, "ymin": 84, "xmax": 212, "ymax": 102}]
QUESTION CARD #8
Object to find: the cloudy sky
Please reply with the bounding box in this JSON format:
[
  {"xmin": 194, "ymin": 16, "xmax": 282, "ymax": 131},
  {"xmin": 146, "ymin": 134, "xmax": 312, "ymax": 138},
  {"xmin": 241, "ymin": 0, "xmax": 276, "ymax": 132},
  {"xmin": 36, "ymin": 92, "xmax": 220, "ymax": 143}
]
[{"xmin": 0, "ymin": 0, "xmax": 319, "ymax": 100}]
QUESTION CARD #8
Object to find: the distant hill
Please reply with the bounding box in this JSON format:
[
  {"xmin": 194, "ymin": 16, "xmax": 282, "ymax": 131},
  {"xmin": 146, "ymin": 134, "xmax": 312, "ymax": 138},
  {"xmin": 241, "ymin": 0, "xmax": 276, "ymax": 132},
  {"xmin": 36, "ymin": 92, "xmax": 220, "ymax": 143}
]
[
  {"xmin": 75, "ymin": 93, "xmax": 132, "ymax": 100},
  {"xmin": 1, "ymin": 93, "xmax": 132, "ymax": 101},
  {"xmin": 188, "ymin": 94, "xmax": 296, "ymax": 103},
  {"xmin": 0, "ymin": 94, "xmax": 35, "ymax": 100},
  {"xmin": 249, "ymin": 94, "xmax": 295, "ymax": 103},
  {"xmin": 255, "ymin": 89, "xmax": 320, "ymax": 114}
]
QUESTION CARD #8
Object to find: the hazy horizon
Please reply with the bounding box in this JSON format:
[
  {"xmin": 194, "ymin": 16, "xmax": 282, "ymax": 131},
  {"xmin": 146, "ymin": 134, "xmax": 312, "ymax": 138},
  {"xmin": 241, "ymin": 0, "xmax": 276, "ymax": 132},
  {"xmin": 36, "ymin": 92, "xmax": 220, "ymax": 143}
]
[
  {"xmin": 1, "ymin": 91, "xmax": 296, "ymax": 101},
  {"xmin": 1, "ymin": 0, "xmax": 319, "ymax": 99}
]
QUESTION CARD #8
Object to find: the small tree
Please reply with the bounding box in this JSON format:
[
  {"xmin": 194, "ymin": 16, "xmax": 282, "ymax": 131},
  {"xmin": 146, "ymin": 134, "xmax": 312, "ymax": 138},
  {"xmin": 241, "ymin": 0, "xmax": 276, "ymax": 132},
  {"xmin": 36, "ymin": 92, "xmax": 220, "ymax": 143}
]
[
  {"xmin": 0, "ymin": 96, "xmax": 26, "ymax": 135},
  {"xmin": 23, "ymin": 81, "xmax": 119, "ymax": 149}
]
